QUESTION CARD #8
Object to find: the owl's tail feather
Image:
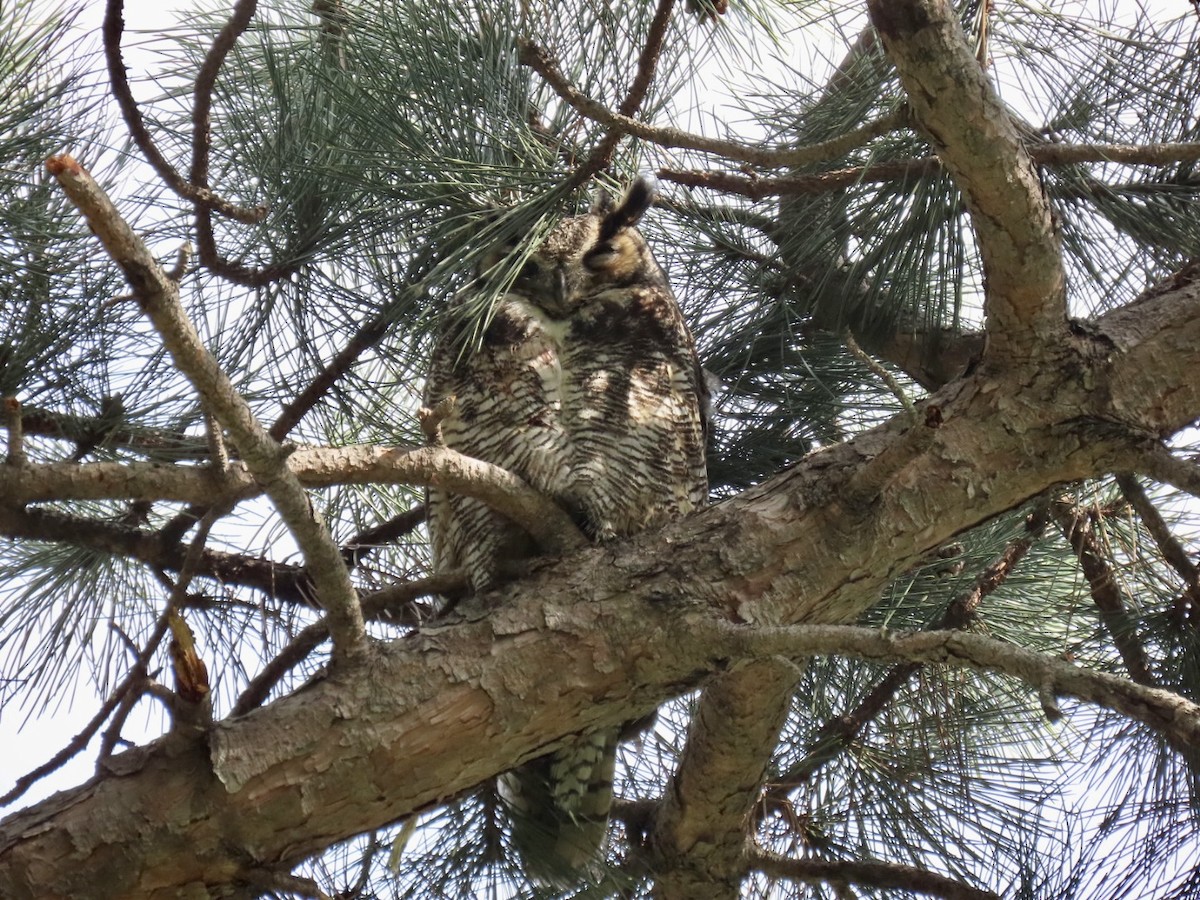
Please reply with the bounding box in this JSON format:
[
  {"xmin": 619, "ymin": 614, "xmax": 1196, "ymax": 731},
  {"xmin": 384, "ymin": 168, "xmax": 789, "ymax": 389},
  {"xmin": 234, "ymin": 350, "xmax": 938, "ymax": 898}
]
[{"xmin": 500, "ymin": 729, "xmax": 620, "ymax": 887}]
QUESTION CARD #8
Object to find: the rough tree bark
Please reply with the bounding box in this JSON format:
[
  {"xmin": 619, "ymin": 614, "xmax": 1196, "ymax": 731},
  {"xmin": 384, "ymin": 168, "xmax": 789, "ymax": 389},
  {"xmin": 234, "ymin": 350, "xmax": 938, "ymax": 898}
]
[{"xmin": 2, "ymin": 0, "xmax": 1200, "ymax": 897}]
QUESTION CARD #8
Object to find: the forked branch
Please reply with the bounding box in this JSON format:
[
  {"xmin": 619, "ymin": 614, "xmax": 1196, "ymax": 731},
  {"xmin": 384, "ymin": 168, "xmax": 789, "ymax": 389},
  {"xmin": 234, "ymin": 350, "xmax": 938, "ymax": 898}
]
[{"xmin": 46, "ymin": 154, "xmax": 368, "ymax": 664}]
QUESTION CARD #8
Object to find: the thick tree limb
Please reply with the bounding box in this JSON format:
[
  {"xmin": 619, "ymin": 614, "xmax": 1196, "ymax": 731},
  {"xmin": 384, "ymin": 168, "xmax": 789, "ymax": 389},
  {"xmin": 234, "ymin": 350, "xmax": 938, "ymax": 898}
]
[
  {"xmin": 651, "ymin": 660, "xmax": 798, "ymax": 900},
  {"xmin": 869, "ymin": 0, "xmax": 1068, "ymax": 359},
  {"xmin": 46, "ymin": 154, "xmax": 367, "ymax": 664},
  {"xmin": 3, "ymin": 269, "xmax": 1198, "ymax": 895}
]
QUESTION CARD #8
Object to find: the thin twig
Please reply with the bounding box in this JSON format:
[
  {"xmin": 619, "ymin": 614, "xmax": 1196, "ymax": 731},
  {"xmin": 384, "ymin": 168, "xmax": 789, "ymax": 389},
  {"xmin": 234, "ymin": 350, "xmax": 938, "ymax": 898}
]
[
  {"xmin": 102, "ymin": 0, "xmax": 264, "ymax": 224},
  {"xmin": 573, "ymin": 0, "xmax": 676, "ymax": 180},
  {"xmin": 660, "ymin": 141, "xmax": 1200, "ymax": 199},
  {"xmin": 845, "ymin": 330, "xmax": 915, "ymax": 417},
  {"xmin": 751, "ymin": 849, "xmax": 1000, "ymax": 900},
  {"xmin": 520, "ymin": 38, "xmax": 904, "ymax": 171},
  {"xmin": 341, "ymin": 504, "xmax": 427, "ymax": 569},
  {"xmin": 269, "ymin": 311, "xmax": 392, "ymax": 441},
  {"xmin": 187, "ymin": 0, "xmax": 304, "ymax": 286}
]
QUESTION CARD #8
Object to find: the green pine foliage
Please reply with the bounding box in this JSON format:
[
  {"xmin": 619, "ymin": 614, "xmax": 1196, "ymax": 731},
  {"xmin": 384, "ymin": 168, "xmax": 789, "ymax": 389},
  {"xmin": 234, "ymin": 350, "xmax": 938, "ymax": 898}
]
[{"xmin": 2, "ymin": 0, "xmax": 1200, "ymax": 897}]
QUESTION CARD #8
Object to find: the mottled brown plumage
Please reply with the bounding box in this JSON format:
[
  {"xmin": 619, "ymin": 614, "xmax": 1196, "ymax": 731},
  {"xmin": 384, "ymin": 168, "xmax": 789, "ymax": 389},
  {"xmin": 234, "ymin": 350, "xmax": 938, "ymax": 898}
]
[{"xmin": 424, "ymin": 178, "xmax": 707, "ymax": 882}]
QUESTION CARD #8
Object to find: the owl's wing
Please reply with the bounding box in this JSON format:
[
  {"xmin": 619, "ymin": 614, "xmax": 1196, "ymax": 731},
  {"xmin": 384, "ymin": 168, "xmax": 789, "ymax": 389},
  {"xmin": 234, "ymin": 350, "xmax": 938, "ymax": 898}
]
[{"xmin": 423, "ymin": 300, "xmax": 568, "ymax": 593}]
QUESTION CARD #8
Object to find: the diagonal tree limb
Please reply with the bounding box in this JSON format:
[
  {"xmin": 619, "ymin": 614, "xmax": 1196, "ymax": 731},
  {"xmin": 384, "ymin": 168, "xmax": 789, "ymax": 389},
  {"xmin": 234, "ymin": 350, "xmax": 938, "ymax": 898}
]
[
  {"xmin": 1134, "ymin": 444, "xmax": 1200, "ymax": 500},
  {"xmin": 1051, "ymin": 498, "xmax": 1155, "ymax": 686},
  {"xmin": 869, "ymin": 0, "xmax": 1068, "ymax": 359},
  {"xmin": 46, "ymin": 154, "xmax": 368, "ymax": 665},
  {"xmin": 650, "ymin": 660, "xmax": 798, "ymax": 900},
  {"xmin": 1115, "ymin": 474, "xmax": 1200, "ymax": 589},
  {"xmin": 0, "ymin": 614, "xmax": 171, "ymax": 809},
  {"xmin": 4, "ymin": 260, "xmax": 1200, "ymax": 892}
]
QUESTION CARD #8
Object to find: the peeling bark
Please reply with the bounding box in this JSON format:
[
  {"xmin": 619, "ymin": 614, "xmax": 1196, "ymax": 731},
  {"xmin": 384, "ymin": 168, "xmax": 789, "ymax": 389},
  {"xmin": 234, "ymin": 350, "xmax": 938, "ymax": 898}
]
[{"xmin": 2, "ymin": 270, "xmax": 1199, "ymax": 895}]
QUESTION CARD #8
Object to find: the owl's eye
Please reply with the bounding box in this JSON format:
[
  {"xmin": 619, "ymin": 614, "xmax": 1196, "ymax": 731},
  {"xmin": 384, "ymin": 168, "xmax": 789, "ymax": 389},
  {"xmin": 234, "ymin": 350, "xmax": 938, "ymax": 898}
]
[
  {"xmin": 517, "ymin": 259, "xmax": 541, "ymax": 281},
  {"xmin": 583, "ymin": 242, "xmax": 618, "ymax": 270}
]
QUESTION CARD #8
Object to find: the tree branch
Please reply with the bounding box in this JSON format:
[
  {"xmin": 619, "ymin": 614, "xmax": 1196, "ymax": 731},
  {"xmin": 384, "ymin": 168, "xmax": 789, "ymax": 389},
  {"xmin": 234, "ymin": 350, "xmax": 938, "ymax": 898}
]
[
  {"xmin": 764, "ymin": 505, "xmax": 1047, "ymax": 800},
  {"xmin": 651, "ymin": 660, "xmax": 798, "ymax": 899},
  {"xmin": 12, "ymin": 404, "xmax": 211, "ymax": 460},
  {"xmin": 0, "ymin": 443, "xmax": 585, "ymax": 556},
  {"xmin": 714, "ymin": 625, "xmax": 1200, "ymax": 754},
  {"xmin": 659, "ymin": 141, "xmax": 1200, "ymax": 200},
  {"xmin": 102, "ymin": 0, "xmax": 265, "ymax": 225},
  {"xmin": 230, "ymin": 571, "xmax": 466, "ymax": 716},
  {"xmin": 1051, "ymin": 498, "xmax": 1155, "ymax": 685},
  {"xmin": 1115, "ymin": 473, "xmax": 1200, "ymax": 627},
  {"xmin": 46, "ymin": 154, "xmax": 368, "ymax": 664},
  {"xmin": 573, "ymin": 0, "xmax": 675, "ymax": 179},
  {"xmin": 1135, "ymin": 444, "xmax": 1200, "ymax": 499},
  {"xmin": 867, "ymin": 0, "xmax": 1067, "ymax": 359},
  {"xmin": 750, "ymin": 849, "xmax": 1000, "ymax": 900},
  {"xmin": 3, "ymin": 268, "xmax": 1200, "ymax": 894},
  {"xmin": 519, "ymin": 39, "xmax": 905, "ymax": 170}
]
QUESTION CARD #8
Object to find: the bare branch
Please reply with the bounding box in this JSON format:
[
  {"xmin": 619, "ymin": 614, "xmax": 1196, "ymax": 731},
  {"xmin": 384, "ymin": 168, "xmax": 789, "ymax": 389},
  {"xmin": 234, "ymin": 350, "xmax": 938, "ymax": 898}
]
[
  {"xmin": 751, "ymin": 849, "xmax": 1000, "ymax": 900},
  {"xmin": 660, "ymin": 142, "xmax": 1200, "ymax": 200},
  {"xmin": 766, "ymin": 505, "xmax": 1047, "ymax": 797},
  {"xmin": 12, "ymin": 404, "xmax": 210, "ymax": 460},
  {"xmin": 0, "ymin": 443, "xmax": 585, "ymax": 555},
  {"xmin": 572, "ymin": 0, "xmax": 675, "ymax": 179},
  {"xmin": 102, "ymin": 0, "xmax": 266, "ymax": 224},
  {"xmin": 867, "ymin": 0, "xmax": 1067, "ymax": 358},
  {"xmin": 341, "ymin": 503, "xmax": 426, "ymax": 569},
  {"xmin": 658, "ymin": 160, "xmax": 940, "ymax": 200},
  {"xmin": 1135, "ymin": 444, "xmax": 1200, "ymax": 499},
  {"xmin": 3, "ymin": 397, "xmax": 25, "ymax": 466},
  {"xmin": 715, "ymin": 624, "xmax": 1200, "ymax": 755},
  {"xmin": 46, "ymin": 154, "xmax": 368, "ymax": 664},
  {"xmin": 1051, "ymin": 499, "xmax": 1154, "ymax": 686},
  {"xmin": 519, "ymin": 39, "xmax": 904, "ymax": 170},
  {"xmin": 231, "ymin": 571, "xmax": 466, "ymax": 716},
  {"xmin": 268, "ymin": 298, "xmax": 411, "ymax": 441}
]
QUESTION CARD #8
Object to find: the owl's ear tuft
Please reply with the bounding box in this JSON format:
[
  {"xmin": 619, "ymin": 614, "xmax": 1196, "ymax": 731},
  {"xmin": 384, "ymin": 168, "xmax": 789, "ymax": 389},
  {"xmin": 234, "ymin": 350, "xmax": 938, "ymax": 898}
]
[{"xmin": 596, "ymin": 177, "xmax": 656, "ymax": 241}]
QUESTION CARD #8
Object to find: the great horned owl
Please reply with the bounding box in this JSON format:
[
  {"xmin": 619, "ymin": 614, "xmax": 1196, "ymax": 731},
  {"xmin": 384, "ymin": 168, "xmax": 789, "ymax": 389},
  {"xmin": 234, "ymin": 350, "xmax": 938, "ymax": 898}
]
[{"xmin": 423, "ymin": 177, "xmax": 707, "ymax": 883}]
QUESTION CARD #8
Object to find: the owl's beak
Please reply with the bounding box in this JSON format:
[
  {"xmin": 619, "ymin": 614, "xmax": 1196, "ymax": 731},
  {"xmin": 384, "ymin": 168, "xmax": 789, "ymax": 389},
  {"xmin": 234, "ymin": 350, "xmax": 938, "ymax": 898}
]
[{"xmin": 551, "ymin": 266, "xmax": 570, "ymax": 309}]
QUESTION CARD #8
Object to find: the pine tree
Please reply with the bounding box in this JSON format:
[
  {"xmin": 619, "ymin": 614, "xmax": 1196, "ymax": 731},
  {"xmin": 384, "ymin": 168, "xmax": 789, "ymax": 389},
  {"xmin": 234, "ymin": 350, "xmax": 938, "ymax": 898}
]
[{"xmin": 2, "ymin": 0, "xmax": 1200, "ymax": 897}]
